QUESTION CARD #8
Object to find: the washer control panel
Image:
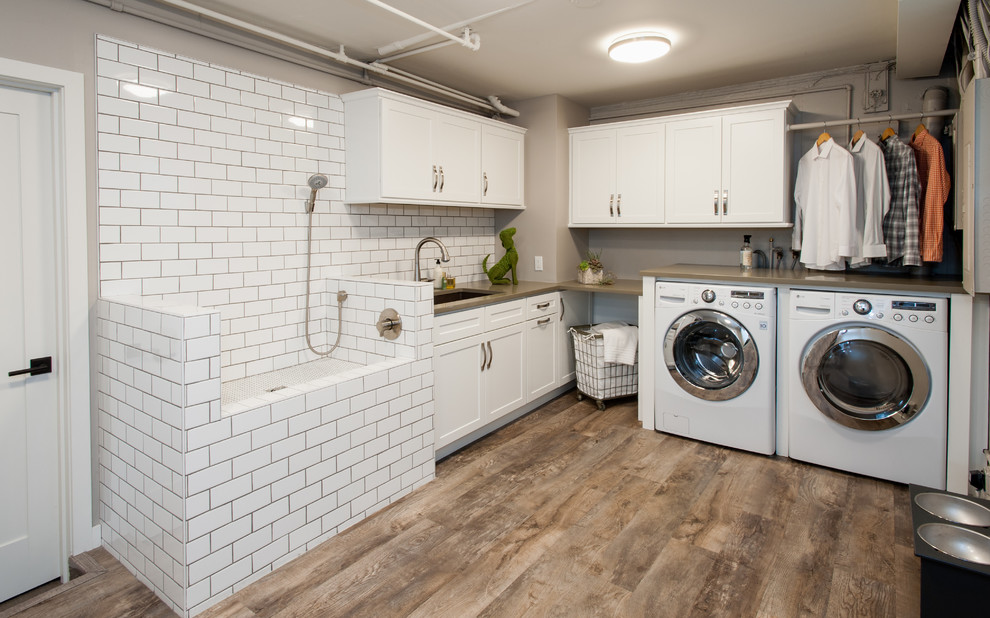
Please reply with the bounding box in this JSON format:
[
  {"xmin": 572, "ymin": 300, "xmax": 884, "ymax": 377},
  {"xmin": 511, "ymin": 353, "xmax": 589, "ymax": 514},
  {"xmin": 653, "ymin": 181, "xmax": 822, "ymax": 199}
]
[
  {"xmin": 835, "ymin": 293, "xmax": 947, "ymax": 332},
  {"xmin": 657, "ymin": 282, "xmax": 774, "ymax": 317}
]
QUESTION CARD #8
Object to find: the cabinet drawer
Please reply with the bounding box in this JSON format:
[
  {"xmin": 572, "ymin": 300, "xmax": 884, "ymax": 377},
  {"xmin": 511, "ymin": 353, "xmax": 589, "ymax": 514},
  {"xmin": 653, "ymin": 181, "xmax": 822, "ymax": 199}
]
[
  {"xmin": 485, "ymin": 299, "xmax": 526, "ymax": 330},
  {"xmin": 435, "ymin": 306, "xmax": 484, "ymax": 345},
  {"xmin": 527, "ymin": 292, "xmax": 560, "ymax": 319}
]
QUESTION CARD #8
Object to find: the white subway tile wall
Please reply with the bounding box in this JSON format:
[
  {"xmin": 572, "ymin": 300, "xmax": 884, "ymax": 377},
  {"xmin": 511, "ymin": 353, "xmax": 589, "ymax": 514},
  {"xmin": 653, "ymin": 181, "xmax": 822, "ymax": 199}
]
[
  {"xmin": 97, "ymin": 298, "xmax": 221, "ymax": 615},
  {"xmin": 97, "ymin": 283, "xmax": 435, "ymax": 617},
  {"xmin": 96, "ymin": 35, "xmax": 495, "ymax": 381}
]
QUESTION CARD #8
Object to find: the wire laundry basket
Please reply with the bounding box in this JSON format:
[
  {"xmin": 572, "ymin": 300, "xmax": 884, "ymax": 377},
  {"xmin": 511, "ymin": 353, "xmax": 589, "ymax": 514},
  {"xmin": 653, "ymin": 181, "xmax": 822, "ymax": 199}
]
[{"xmin": 569, "ymin": 324, "xmax": 638, "ymax": 410}]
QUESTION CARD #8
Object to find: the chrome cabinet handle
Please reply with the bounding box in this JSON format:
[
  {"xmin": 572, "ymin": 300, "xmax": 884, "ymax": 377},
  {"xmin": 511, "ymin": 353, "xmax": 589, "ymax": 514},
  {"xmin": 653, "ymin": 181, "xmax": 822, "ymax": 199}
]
[
  {"xmin": 537, "ymin": 317, "xmax": 551, "ymax": 326},
  {"xmin": 609, "ymin": 193, "xmax": 614, "ymax": 216},
  {"xmin": 536, "ymin": 302, "xmax": 550, "ymax": 310},
  {"xmin": 483, "ymin": 172, "xmax": 488, "ymax": 196},
  {"xmin": 616, "ymin": 193, "xmax": 621, "ymax": 216},
  {"xmin": 713, "ymin": 190, "xmax": 719, "ymax": 215},
  {"xmin": 486, "ymin": 341, "xmax": 493, "ymax": 369},
  {"xmin": 433, "ymin": 165, "xmax": 438, "ymax": 191},
  {"xmin": 723, "ymin": 190, "xmax": 728, "ymax": 215},
  {"xmin": 481, "ymin": 342, "xmax": 486, "ymax": 371},
  {"xmin": 560, "ymin": 299, "xmax": 565, "ymax": 322},
  {"xmin": 439, "ymin": 166, "xmax": 445, "ymax": 192}
]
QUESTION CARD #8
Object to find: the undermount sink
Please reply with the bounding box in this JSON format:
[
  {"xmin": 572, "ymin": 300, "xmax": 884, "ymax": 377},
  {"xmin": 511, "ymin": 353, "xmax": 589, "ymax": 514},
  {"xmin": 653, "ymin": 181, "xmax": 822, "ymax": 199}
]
[{"xmin": 433, "ymin": 288, "xmax": 502, "ymax": 304}]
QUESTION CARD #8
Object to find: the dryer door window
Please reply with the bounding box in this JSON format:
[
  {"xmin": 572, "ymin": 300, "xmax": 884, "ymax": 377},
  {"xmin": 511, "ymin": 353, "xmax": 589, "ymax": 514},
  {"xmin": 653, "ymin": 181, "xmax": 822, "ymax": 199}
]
[
  {"xmin": 663, "ymin": 310, "xmax": 758, "ymax": 401},
  {"xmin": 801, "ymin": 326, "xmax": 931, "ymax": 431}
]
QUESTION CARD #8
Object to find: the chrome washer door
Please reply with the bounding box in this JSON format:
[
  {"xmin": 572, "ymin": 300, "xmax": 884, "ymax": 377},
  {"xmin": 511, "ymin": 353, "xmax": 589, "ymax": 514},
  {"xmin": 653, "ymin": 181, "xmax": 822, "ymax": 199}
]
[
  {"xmin": 801, "ymin": 326, "xmax": 930, "ymax": 431},
  {"xmin": 663, "ymin": 310, "xmax": 758, "ymax": 401}
]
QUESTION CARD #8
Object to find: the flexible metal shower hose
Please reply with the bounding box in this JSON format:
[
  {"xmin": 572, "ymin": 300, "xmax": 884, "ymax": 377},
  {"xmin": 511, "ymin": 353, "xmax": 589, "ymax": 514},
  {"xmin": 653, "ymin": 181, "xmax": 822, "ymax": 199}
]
[{"xmin": 304, "ymin": 208, "xmax": 344, "ymax": 356}]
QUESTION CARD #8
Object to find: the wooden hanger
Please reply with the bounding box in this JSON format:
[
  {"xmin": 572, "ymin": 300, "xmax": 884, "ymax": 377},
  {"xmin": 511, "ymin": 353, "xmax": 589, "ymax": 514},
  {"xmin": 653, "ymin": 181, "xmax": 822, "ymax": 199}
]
[
  {"xmin": 851, "ymin": 129, "xmax": 865, "ymax": 146},
  {"xmin": 816, "ymin": 132, "xmax": 831, "ymax": 147},
  {"xmin": 880, "ymin": 127, "xmax": 896, "ymax": 141},
  {"xmin": 913, "ymin": 123, "xmax": 927, "ymax": 139}
]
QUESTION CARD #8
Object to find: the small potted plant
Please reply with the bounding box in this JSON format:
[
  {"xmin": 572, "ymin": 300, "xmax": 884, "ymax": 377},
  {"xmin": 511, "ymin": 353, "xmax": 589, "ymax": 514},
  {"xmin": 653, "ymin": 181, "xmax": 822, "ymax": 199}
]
[{"xmin": 577, "ymin": 249, "xmax": 607, "ymax": 284}]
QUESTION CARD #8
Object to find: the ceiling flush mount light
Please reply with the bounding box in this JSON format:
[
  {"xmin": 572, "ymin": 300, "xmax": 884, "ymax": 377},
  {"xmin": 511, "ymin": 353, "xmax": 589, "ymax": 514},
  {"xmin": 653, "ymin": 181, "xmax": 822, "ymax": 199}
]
[{"xmin": 608, "ymin": 33, "xmax": 671, "ymax": 63}]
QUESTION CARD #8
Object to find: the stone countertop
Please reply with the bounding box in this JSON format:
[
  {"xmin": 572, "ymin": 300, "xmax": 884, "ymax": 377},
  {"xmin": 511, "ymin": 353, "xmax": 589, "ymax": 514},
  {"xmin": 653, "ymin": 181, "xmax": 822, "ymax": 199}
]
[
  {"xmin": 640, "ymin": 264, "xmax": 965, "ymax": 296},
  {"xmin": 433, "ymin": 278, "xmax": 642, "ymax": 315}
]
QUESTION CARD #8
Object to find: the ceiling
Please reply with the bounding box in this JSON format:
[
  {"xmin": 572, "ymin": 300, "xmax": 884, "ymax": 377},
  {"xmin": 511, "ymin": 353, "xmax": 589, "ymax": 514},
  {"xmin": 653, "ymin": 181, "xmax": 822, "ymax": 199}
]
[{"xmin": 174, "ymin": 0, "xmax": 960, "ymax": 109}]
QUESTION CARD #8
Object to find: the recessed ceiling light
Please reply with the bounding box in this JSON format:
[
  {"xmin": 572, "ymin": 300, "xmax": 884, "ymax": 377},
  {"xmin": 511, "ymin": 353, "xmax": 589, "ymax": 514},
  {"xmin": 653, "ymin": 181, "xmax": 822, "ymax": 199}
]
[{"xmin": 608, "ymin": 33, "xmax": 671, "ymax": 63}]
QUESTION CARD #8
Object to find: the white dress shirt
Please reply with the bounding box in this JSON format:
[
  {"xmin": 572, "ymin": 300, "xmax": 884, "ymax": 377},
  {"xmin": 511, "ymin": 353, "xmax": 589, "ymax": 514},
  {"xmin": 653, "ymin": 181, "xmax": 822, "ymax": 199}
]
[
  {"xmin": 793, "ymin": 139, "xmax": 858, "ymax": 271},
  {"xmin": 848, "ymin": 136, "xmax": 891, "ymax": 266}
]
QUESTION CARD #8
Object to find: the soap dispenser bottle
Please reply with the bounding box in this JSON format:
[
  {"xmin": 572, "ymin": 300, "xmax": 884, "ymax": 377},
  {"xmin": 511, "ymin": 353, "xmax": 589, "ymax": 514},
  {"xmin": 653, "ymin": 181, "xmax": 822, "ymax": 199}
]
[
  {"xmin": 433, "ymin": 260, "xmax": 444, "ymax": 289},
  {"xmin": 740, "ymin": 235, "xmax": 754, "ymax": 270}
]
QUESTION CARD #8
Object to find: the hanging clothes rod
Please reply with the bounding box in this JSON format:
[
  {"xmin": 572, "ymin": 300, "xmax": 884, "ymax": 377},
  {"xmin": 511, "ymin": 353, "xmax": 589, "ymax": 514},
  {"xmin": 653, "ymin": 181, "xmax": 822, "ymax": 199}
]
[{"xmin": 787, "ymin": 109, "xmax": 958, "ymax": 132}]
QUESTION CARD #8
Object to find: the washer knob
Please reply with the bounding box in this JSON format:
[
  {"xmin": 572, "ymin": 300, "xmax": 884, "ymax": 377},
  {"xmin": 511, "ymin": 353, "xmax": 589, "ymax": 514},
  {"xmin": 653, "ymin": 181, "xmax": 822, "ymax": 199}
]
[
  {"xmin": 893, "ymin": 314, "xmax": 903, "ymax": 321},
  {"xmin": 925, "ymin": 315, "xmax": 935, "ymax": 324},
  {"xmin": 701, "ymin": 289, "xmax": 716, "ymax": 303},
  {"xmin": 853, "ymin": 299, "xmax": 872, "ymax": 315},
  {"xmin": 909, "ymin": 314, "xmax": 919, "ymax": 322}
]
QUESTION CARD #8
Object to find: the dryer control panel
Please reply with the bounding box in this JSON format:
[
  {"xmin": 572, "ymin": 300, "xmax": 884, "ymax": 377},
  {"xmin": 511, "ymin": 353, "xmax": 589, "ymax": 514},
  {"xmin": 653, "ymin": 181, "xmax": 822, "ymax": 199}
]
[{"xmin": 835, "ymin": 293, "xmax": 948, "ymax": 332}]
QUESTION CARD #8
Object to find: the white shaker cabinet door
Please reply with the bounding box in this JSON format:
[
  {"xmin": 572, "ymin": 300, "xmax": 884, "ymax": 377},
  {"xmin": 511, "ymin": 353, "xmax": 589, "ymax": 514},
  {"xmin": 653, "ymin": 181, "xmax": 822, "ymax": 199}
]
[
  {"xmin": 614, "ymin": 124, "xmax": 664, "ymax": 224},
  {"xmin": 484, "ymin": 322, "xmax": 527, "ymax": 420},
  {"xmin": 380, "ymin": 98, "xmax": 436, "ymax": 200},
  {"xmin": 434, "ymin": 334, "xmax": 486, "ymax": 449},
  {"xmin": 570, "ymin": 129, "xmax": 616, "ymax": 224},
  {"xmin": 664, "ymin": 116, "xmax": 722, "ymax": 224},
  {"xmin": 720, "ymin": 110, "xmax": 787, "ymax": 224},
  {"xmin": 526, "ymin": 315, "xmax": 557, "ymax": 401},
  {"xmin": 434, "ymin": 112, "xmax": 481, "ymax": 204},
  {"xmin": 481, "ymin": 124, "xmax": 525, "ymax": 207}
]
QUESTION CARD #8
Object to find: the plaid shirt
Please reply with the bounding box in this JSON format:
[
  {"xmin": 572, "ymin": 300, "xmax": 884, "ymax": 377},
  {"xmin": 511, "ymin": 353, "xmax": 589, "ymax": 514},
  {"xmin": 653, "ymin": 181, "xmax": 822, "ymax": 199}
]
[
  {"xmin": 879, "ymin": 136, "xmax": 921, "ymax": 266},
  {"xmin": 910, "ymin": 127, "xmax": 951, "ymax": 262}
]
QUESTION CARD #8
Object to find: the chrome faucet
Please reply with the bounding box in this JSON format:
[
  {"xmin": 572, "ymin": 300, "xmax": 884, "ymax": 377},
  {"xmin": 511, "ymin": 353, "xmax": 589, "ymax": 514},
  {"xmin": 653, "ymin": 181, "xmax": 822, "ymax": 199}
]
[{"xmin": 414, "ymin": 237, "xmax": 450, "ymax": 282}]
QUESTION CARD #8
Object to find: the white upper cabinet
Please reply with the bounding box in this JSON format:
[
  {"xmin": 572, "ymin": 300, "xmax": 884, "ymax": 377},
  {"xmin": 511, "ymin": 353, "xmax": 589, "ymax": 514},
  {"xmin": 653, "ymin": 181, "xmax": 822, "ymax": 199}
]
[
  {"xmin": 666, "ymin": 106, "xmax": 791, "ymax": 225},
  {"xmin": 569, "ymin": 100, "xmax": 792, "ymax": 228},
  {"xmin": 342, "ymin": 88, "xmax": 525, "ymax": 209},
  {"xmin": 481, "ymin": 124, "xmax": 525, "ymax": 206},
  {"xmin": 569, "ymin": 122, "xmax": 664, "ymax": 225}
]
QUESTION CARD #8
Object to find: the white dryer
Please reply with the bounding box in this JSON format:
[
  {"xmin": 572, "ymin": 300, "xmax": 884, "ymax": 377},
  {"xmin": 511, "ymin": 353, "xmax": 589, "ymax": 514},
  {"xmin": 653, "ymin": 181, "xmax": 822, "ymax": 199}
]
[
  {"xmin": 786, "ymin": 289, "xmax": 948, "ymax": 488},
  {"xmin": 655, "ymin": 281, "xmax": 776, "ymax": 455}
]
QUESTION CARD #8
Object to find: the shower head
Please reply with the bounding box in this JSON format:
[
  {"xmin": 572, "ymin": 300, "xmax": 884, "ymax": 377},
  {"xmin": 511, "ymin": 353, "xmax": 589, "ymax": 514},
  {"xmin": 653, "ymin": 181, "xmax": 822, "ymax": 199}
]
[
  {"xmin": 306, "ymin": 174, "xmax": 329, "ymax": 213},
  {"xmin": 308, "ymin": 174, "xmax": 329, "ymax": 191}
]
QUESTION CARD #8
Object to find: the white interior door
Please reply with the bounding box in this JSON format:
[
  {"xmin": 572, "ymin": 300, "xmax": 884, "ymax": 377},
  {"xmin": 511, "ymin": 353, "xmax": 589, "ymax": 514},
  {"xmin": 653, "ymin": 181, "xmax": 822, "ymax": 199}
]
[{"xmin": 0, "ymin": 84, "xmax": 61, "ymax": 602}]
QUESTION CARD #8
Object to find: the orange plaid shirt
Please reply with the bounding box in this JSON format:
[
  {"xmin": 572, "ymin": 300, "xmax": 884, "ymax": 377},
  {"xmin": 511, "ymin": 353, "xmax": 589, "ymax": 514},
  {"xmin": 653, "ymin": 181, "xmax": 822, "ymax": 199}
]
[{"xmin": 910, "ymin": 127, "xmax": 951, "ymax": 262}]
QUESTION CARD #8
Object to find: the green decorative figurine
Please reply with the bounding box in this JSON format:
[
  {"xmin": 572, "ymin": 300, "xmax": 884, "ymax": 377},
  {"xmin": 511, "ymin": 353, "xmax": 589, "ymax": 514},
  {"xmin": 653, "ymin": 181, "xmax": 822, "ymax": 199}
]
[{"xmin": 483, "ymin": 227, "xmax": 518, "ymax": 285}]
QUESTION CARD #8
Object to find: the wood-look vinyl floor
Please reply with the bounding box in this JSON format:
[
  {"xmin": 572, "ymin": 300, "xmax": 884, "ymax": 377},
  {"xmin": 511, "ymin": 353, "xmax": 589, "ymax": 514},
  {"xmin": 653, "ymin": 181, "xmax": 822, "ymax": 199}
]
[{"xmin": 4, "ymin": 392, "xmax": 921, "ymax": 618}]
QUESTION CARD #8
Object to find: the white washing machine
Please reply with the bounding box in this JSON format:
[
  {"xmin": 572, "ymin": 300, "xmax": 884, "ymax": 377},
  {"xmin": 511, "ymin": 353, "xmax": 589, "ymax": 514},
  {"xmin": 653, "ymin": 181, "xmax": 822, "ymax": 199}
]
[
  {"xmin": 786, "ymin": 289, "xmax": 948, "ymax": 488},
  {"xmin": 655, "ymin": 281, "xmax": 776, "ymax": 455}
]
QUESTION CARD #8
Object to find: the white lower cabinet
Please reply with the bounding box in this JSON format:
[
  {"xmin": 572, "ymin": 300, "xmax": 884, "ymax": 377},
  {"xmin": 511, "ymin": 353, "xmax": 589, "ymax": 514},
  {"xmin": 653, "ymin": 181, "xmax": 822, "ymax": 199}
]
[
  {"xmin": 434, "ymin": 333, "xmax": 486, "ymax": 446},
  {"xmin": 436, "ymin": 292, "xmax": 580, "ymax": 452}
]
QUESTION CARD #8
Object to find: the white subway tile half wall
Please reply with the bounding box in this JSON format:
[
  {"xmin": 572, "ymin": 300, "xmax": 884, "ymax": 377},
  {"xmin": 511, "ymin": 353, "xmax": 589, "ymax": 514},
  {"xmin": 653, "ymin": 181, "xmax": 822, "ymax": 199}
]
[{"xmin": 97, "ymin": 35, "xmax": 495, "ymax": 381}]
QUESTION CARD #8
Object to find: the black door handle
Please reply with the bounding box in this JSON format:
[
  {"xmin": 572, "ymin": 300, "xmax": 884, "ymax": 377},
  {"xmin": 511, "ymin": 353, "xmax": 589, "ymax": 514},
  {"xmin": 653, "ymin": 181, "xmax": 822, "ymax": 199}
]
[{"xmin": 9, "ymin": 356, "xmax": 52, "ymax": 377}]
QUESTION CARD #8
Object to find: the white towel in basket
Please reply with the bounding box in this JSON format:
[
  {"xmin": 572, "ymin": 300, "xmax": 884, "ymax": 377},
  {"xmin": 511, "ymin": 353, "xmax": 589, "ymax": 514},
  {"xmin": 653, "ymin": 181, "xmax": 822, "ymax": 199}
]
[{"xmin": 591, "ymin": 322, "xmax": 638, "ymax": 366}]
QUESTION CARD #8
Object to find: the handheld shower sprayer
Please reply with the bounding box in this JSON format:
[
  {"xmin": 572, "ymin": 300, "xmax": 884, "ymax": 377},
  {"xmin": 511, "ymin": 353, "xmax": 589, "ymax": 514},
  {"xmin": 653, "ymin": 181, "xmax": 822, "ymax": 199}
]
[{"xmin": 306, "ymin": 174, "xmax": 329, "ymax": 213}]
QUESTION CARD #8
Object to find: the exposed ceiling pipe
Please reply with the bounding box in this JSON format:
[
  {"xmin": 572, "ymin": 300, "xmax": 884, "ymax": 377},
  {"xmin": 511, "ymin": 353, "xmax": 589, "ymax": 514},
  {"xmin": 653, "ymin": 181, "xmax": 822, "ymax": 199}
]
[
  {"xmin": 90, "ymin": 0, "xmax": 519, "ymax": 117},
  {"xmin": 377, "ymin": 37, "xmax": 462, "ymax": 64},
  {"xmin": 375, "ymin": 0, "xmax": 537, "ymax": 57},
  {"xmin": 360, "ymin": 0, "xmax": 480, "ymax": 51}
]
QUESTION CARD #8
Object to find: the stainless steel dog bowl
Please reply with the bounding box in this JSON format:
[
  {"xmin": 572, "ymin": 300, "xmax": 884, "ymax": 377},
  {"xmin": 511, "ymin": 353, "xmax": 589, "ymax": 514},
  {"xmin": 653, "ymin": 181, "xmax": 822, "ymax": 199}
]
[
  {"xmin": 917, "ymin": 523, "xmax": 990, "ymax": 565},
  {"xmin": 915, "ymin": 492, "xmax": 990, "ymax": 527}
]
